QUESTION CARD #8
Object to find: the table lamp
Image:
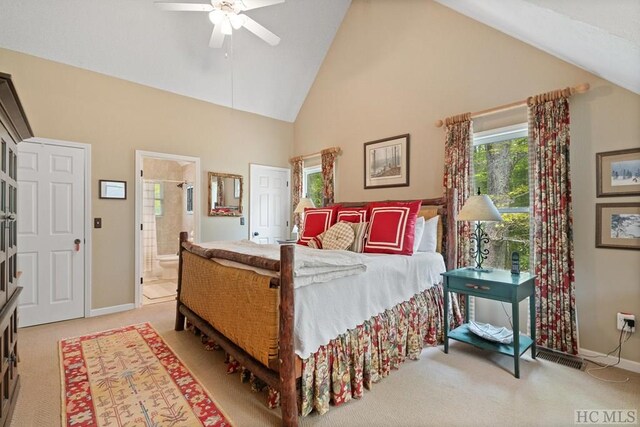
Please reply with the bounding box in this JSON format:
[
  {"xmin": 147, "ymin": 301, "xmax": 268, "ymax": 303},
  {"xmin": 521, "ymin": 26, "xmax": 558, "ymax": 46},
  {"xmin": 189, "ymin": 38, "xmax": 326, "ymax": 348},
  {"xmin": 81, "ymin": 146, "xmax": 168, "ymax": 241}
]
[
  {"xmin": 457, "ymin": 189, "xmax": 503, "ymax": 270},
  {"xmin": 293, "ymin": 198, "xmax": 315, "ymax": 237}
]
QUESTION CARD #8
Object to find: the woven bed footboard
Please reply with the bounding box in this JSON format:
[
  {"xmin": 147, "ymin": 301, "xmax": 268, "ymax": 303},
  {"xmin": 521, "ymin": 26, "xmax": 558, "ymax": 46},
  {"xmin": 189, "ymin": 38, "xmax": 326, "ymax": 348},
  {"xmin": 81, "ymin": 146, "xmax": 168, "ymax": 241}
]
[{"xmin": 179, "ymin": 251, "xmax": 280, "ymax": 367}]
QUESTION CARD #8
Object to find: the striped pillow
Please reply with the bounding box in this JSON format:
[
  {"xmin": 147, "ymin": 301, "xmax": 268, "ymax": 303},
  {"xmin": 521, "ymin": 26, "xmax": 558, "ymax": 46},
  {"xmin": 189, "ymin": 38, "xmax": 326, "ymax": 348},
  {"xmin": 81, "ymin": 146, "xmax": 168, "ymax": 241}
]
[
  {"xmin": 336, "ymin": 208, "xmax": 367, "ymax": 223},
  {"xmin": 347, "ymin": 221, "xmax": 368, "ymax": 253},
  {"xmin": 307, "ymin": 231, "xmax": 326, "ymax": 249}
]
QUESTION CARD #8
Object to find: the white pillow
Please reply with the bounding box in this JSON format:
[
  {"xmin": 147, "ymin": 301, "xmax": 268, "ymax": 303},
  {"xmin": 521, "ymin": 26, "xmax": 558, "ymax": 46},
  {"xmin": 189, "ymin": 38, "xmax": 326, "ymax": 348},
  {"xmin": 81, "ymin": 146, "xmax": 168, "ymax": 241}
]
[
  {"xmin": 413, "ymin": 216, "xmax": 425, "ymax": 253},
  {"xmin": 418, "ymin": 215, "xmax": 439, "ymax": 252}
]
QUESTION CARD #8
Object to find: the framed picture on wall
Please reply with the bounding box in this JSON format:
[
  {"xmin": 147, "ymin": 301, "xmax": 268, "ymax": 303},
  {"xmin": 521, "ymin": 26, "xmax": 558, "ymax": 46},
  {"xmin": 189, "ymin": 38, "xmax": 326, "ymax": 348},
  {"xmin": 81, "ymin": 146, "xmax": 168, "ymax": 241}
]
[
  {"xmin": 596, "ymin": 148, "xmax": 640, "ymax": 197},
  {"xmin": 99, "ymin": 180, "xmax": 127, "ymax": 199},
  {"xmin": 364, "ymin": 134, "xmax": 410, "ymax": 189},
  {"xmin": 596, "ymin": 203, "xmax": 640, "ymax": 250}
]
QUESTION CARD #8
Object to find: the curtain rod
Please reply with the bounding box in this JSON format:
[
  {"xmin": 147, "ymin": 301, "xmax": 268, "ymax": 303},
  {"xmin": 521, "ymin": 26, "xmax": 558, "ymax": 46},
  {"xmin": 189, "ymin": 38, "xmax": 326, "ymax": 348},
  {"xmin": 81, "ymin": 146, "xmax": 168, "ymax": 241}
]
[
  {"xmin": 434, "ymin": 82, "xmax": 590, "ymax": 128},
  {"xmin": 290, "ymin": 147, "xmax": 341, "ymax": 163}
]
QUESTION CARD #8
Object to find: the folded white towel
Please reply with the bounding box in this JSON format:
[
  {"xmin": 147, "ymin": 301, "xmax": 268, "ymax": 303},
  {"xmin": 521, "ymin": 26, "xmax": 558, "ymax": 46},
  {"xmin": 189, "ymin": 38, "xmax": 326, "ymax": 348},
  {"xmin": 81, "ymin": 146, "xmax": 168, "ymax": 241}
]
[{"xmin": 468, "ymin": 320, "xmax": 514, "ymax": 344}]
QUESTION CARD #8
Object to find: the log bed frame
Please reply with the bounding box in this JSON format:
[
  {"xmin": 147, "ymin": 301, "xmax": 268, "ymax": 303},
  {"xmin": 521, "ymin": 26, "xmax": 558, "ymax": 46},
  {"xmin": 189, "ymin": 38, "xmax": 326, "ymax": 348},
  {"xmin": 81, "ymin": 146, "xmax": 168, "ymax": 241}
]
[{"xmin": 174, "ymin": 196, "xmax": 456, "ymax": 427}]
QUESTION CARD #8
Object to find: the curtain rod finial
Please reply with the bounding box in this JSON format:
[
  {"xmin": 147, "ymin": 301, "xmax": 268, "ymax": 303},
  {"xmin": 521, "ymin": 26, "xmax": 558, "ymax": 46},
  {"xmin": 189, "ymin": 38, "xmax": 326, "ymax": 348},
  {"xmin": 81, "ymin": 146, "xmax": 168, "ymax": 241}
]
[
  {"xmin": 435, "ymin": 119, "xmax": 444, "ymax": 128},
  {"xmin": 574, "ymin": 82, "xmax": 590, "ymax": 94}
]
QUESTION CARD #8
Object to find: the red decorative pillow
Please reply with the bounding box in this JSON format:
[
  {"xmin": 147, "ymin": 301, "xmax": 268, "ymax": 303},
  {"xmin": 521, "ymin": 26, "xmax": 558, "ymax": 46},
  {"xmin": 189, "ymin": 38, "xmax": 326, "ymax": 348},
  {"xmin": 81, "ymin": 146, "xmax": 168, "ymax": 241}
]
[
  {"xmin": 297, "ymin": 207, "xmax": 338, "ymax": 246},
  {"xmin": 336, "ymin": 208, "xmax": 368, "ymax": 223},
  {"xmin": 364, "ymin": 201, "xmax": 422, "ymax": 255}
]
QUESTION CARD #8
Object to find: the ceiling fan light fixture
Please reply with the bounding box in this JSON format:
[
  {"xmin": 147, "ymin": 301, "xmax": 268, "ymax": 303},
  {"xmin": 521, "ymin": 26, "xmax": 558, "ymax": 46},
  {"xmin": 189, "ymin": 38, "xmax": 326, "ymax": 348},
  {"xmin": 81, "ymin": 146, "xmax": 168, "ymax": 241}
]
[
  {"xmin": 229, "ymin": 13, "xmax": 247, "ymax": 30},
  {"xmin": 208, "ymin": 9, "xmax": 224, "ymax": 24},
  {"xmin": 220, "ymin": 17, "xmax": 233, "ymax": 35}
]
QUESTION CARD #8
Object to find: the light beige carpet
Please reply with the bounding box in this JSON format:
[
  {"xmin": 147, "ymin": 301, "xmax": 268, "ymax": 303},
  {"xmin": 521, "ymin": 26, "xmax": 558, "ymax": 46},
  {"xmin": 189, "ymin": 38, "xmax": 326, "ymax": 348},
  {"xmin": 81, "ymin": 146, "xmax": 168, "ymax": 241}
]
[{"xmin": 12, "ymin": 301, "xmax": 640, "ymax": 427}]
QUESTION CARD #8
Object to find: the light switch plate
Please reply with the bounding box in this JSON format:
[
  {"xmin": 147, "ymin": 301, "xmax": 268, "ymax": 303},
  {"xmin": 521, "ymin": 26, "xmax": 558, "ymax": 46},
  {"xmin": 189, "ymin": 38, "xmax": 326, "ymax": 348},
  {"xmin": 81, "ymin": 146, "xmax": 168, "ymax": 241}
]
[{"xmin": 94, "ymin": 218, "xmax": 102, "ymax": 228}]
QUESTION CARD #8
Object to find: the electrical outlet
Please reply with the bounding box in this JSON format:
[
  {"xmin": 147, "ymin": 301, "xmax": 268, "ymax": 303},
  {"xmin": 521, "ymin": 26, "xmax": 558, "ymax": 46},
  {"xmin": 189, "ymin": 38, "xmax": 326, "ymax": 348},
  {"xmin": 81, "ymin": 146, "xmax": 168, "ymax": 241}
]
[{"xmin": 617, "ymin": 312, "xmax": 636, "ymax": 332}]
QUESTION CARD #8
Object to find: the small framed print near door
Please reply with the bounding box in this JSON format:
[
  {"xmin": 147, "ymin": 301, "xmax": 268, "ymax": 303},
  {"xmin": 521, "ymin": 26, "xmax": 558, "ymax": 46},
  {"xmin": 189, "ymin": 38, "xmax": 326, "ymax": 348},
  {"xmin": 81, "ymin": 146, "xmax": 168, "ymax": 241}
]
[
  {"xmin": 99, "ymin": 180, "xmax": 127, "ymax": 199},
  {"xmin": 596, "ymin": 203, "xmax": 640, "ymax": 250},
  {"xmin": 364, "ymin": 134, "xmax": 410, "ymax": 189}
]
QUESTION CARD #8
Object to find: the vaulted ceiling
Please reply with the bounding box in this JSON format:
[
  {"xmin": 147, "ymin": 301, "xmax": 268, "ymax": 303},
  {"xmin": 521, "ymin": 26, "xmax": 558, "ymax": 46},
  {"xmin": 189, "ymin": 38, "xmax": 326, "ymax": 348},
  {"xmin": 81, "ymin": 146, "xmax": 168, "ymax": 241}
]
[
  {"xmin": 0, "ymin": 0, "xmax": 351, "ymax": 122},
  {"xmin": 434, "ymin": 0, "xmax": 640, "ymax": 95},
  {"xmin": 0, "ymin": 1, "xmax": 638, "ymax": 123}
]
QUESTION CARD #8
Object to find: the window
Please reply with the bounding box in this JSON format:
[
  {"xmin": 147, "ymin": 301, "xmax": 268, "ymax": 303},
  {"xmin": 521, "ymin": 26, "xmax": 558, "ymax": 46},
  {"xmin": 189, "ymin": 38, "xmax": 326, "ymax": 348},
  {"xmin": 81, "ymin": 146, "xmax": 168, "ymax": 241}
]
[
  {"xmin": 303, "ymin": 165, "xmax": 323, "ymax": 208},
  {"xmin": 186, "ymin": 184, "xmax": 194, "ymax": 214},
  {"xmin": 154, "ymin": 182, "xmax": 164, "ymax": 216},
  {"xmin": 472, "ymin": 124, "xmax": 530, "ymax": 271}
]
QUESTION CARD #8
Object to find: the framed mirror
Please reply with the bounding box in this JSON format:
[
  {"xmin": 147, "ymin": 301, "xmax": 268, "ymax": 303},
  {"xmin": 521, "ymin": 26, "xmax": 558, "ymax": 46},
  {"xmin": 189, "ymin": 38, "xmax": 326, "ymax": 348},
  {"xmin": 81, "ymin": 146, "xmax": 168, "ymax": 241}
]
[{"xmin": 208, "ymin": 172, "xmax": 243, "ymax": 216}]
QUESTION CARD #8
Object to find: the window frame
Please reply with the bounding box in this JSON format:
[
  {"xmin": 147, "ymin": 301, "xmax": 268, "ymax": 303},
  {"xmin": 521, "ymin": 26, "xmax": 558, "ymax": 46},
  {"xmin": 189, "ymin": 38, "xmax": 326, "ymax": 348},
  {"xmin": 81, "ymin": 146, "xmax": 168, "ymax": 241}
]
[
  {"xmin": 154, "ymin": 182, "xmax": 164, "ymax": 217},
  {"xmin": 473, "ymin": 123, "xmax": 529, "ymax": 215},
  {"xmin": 302, "ymin": 165, "xmax": 322, "ymax": 205},
  {"xmin": 471, "ymin": 123, "xmax": 533, "ymax": 325}
]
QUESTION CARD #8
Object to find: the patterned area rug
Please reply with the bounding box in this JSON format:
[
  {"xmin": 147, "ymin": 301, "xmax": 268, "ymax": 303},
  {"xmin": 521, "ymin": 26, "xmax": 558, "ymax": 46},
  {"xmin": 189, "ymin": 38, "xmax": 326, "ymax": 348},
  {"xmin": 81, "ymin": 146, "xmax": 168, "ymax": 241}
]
[{"xmin": 60, "ymin": 323, "xmax": 233, "ymax": 426}]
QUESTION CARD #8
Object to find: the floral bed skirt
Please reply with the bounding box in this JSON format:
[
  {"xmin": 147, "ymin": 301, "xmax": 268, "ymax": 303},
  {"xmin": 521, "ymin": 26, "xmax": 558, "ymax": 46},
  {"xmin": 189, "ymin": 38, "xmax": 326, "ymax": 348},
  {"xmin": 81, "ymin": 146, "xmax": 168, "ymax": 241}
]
[{"xmin": 188, "ymin": 283, "xmax": 462, "ymax": 416}]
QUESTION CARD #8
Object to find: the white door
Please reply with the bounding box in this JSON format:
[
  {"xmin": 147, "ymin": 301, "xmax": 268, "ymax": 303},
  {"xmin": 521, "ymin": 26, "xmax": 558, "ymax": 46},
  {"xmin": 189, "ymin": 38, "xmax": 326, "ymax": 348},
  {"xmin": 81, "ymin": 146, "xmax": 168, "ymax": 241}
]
[
  {"xmin": 249, "ymin": 164, "xmax": 290, "ymax": 244},
  {"xmin": 17, "ymin": 142, "xmax": 85, "ymax": 327}
]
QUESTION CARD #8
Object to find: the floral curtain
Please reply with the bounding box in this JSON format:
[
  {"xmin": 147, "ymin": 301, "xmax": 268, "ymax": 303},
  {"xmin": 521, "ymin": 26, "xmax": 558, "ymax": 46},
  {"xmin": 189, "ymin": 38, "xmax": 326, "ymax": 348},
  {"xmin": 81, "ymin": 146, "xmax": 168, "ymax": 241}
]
[
  {"xmin": 528, "ymin": 88, "xmax": 578, "ymax": 354},
  {"xmin": 290, "ymin": 156, "xmax": 304, "ymax": 227},
  {"xmin": 321, "ymin": 148, "xmax": 339, "ymax": 206},
  {"xmin": 442, "ymin": 113, "xmax": 473, "ymax": 271}
]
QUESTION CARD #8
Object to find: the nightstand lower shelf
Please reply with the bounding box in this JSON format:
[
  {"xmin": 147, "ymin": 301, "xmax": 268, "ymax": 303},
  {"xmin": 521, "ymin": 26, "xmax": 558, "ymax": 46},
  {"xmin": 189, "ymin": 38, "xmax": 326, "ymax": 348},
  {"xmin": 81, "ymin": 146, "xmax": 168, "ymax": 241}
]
[{"xmin": 449, "ymin": 324, "xmax": 533, "ymax": 357}]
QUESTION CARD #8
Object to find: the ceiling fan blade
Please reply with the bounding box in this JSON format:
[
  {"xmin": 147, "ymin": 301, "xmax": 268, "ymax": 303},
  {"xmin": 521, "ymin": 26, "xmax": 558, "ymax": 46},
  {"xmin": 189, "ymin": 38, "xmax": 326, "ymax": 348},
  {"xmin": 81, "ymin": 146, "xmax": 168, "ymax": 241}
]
[
  {"xmin": 242, "ymin": 16, "xmax": 280, "ymax": 46},
  {"xmin": 155, "ymin": 2, "xmax": 213, "ymax": 12},
  {"xmin": 238, "ymin": 0, "xmax": 284, "ymax": 11},
  {"xmin": 209, "ymin": 24, "xmax": 225, "ymax": 48}
]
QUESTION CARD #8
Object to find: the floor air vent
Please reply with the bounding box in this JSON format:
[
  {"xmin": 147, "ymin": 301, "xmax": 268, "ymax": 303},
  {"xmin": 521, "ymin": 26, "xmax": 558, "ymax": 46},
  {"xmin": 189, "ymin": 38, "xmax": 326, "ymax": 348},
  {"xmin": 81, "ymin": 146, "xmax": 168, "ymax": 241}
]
[{"xmin": 536, "ymin": 348, "xmax": 586, "ymax": 370}]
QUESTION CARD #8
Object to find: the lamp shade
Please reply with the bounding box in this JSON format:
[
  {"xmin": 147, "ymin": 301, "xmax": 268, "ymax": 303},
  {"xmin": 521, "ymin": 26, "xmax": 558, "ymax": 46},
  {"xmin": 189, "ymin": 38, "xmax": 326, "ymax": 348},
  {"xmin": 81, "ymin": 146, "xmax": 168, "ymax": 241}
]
[
  {"xmin": 457, "ymin": 194, "xmax": 503, "ymax": 222},
  {"xmin": 294, "ymin": 198, "xmax": 315, "ymax": 213}
]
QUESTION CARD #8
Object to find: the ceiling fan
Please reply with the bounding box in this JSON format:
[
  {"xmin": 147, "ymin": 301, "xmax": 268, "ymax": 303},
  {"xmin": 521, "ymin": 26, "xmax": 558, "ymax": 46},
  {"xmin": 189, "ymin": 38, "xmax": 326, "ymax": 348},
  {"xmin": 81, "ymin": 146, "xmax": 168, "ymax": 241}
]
[{"xmin": 155, "ymin": 0, "xmax": 284, "ymax": 48}]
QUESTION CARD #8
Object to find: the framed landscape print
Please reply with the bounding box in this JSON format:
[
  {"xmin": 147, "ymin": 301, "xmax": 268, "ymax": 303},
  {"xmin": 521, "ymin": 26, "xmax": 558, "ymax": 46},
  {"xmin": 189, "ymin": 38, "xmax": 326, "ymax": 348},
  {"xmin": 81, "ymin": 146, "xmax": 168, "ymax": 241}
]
[
  {"xmin": 596, "ymin": 148, "xmax": 640, "ymax": 197},
  {"xmin": 364, "ymin": 134, "xmax": 410, "ymax": 189},
  {"xmin": 596, "ymin": 203, "xmax": 640, "ymax": 250}
]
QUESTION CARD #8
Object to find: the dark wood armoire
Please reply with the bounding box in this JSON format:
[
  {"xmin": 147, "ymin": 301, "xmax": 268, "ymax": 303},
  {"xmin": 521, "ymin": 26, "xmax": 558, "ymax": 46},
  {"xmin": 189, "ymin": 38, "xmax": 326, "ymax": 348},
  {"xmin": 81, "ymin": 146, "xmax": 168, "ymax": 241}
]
[{"xmin": 0, "ymin": 72, "xmax": 33, "ymax": 426}]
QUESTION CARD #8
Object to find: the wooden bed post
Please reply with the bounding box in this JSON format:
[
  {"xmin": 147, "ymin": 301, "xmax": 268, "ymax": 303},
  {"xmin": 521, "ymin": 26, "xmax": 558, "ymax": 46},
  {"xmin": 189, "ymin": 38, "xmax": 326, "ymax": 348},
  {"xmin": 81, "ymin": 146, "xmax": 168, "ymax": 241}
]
[
  {"xmin": 175, "ymin": 231, "xmax": 188, "ymax": 331},
  {"xmin": 279, "ymin": 244, "xmax": 298, "ymax": 427}
]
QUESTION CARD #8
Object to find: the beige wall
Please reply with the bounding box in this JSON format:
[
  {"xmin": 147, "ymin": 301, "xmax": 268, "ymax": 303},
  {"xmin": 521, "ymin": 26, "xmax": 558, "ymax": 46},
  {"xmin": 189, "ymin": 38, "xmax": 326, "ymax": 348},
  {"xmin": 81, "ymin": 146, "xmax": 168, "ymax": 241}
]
[
  {"xmin": 0, "ymin": 48, "xmax": 293, "ymax": 309},
  {"xmin": 294, "ymin": 1, "xmax": 640, "ymax": 361}
]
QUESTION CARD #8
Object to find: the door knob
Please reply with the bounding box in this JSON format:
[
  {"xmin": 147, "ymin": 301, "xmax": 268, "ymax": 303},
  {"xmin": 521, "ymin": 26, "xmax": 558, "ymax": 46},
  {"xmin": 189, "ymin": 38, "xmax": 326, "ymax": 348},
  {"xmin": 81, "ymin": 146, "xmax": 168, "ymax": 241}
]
[
  {"xmin": 253, "ymin": 232, "xmax": 259, "ymax": 237},
  {"xmin": 3, "ymin": 213, "xmax": 16, "ymax": 221},
  {"xmin": 74, "ymin": 238, "xmax": 81, "ymax": 252}
]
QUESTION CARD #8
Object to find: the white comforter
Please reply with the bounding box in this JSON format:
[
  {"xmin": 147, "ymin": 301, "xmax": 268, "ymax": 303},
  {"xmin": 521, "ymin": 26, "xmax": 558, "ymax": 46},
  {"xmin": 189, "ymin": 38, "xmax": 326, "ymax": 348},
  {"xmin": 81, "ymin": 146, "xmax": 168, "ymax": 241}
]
[
  {"xmin": 295, "ymin": 251, "xmax": 446, "ymax": 358},
  {"xmin": 198, "ymin": 240, "xmax": 367, "ymax": 288}
]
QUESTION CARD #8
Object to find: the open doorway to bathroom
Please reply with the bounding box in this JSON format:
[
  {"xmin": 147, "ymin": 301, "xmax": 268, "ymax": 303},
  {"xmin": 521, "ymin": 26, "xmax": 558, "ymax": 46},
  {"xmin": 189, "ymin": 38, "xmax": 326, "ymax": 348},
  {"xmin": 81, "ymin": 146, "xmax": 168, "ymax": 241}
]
[{"xmin": 134, "ymin": 151, "xmax": 201, "ymax": 307}]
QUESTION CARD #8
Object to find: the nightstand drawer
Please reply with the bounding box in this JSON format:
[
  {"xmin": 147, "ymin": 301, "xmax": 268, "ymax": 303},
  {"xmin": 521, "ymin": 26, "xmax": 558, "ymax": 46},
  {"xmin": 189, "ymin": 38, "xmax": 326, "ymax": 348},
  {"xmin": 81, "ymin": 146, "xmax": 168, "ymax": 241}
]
[{"xmin": 445, "ymin": 277, "xmax": 513, "ymax": 300}]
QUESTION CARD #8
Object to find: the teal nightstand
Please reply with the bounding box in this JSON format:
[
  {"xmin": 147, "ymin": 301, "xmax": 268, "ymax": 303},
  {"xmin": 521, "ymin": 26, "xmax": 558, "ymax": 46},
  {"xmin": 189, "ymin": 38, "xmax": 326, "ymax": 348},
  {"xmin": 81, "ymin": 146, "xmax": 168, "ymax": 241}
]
[{"xmin": 441, "ymin": 268, "xmax": 537, "ymax": 378}]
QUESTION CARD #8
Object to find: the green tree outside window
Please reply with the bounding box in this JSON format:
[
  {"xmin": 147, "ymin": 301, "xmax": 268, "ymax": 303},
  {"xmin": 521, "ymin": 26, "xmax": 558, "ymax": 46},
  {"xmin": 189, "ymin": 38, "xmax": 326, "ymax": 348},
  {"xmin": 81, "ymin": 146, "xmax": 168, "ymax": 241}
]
[{"xmin": 473, "ymin": 135, "xmax": 531, "ymax": 271}]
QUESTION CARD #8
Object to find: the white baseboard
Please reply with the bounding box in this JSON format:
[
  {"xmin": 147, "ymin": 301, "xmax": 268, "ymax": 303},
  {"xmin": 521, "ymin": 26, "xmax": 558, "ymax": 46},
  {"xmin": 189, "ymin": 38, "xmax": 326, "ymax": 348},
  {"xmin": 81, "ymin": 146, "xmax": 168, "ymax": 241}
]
[
  {"xmin": 579, "ymin": 347, "xmax": 640, "ymax": 374},
  {"xmin": 89, "ymin": 303, "xmax": 135, "ymax": 317}
]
